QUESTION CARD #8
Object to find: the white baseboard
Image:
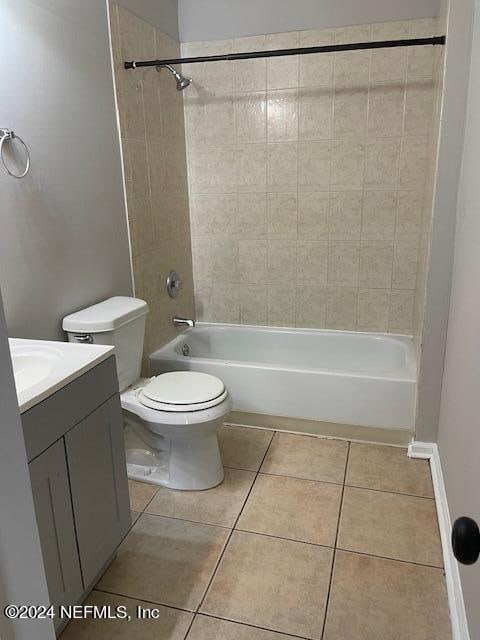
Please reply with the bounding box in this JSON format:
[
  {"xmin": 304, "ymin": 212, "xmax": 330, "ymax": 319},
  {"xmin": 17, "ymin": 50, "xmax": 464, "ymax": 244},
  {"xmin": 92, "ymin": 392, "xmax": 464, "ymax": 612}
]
[{"xmin": 408, "ymin": 441, "xmax": 470, "ymax": 640}]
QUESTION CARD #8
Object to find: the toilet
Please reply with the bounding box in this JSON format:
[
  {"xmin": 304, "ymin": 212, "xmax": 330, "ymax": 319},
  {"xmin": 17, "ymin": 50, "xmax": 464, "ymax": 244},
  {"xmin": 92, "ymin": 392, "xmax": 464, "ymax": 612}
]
[{"xmin": 62, "ymin": 296, "xmax": 231, "ymax": 490}]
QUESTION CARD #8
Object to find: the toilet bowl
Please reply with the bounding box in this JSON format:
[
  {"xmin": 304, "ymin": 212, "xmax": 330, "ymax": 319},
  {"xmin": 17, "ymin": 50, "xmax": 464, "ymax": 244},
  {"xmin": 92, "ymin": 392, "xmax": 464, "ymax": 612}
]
[
  {"xmin": 121, "ymin": 372, "xmax": 231, "ymax": 490},
  {"xmin": 62, "ymin": 297, "xmax": 230, "ymax": 491}
]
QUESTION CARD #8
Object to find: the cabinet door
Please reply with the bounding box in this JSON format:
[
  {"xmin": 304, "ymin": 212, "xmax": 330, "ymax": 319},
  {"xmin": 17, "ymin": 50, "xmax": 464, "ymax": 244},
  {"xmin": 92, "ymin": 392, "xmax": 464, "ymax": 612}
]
[
  {"xmin": 29, "ymin": 439, "xmax": 83, "ymax": 615},
  {"xmin": 64, "ymin": 395, "xmax": 130, "ymax": 588}
]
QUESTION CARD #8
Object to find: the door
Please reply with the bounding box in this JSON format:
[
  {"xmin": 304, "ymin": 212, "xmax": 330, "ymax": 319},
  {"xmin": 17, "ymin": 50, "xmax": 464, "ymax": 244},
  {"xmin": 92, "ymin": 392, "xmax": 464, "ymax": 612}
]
[
  {"xmin": 29, "ymin": 439, "xmax": 83, "ymax": 619},
  {"xmin": 65, "ymin": 395, "xmax": 130, "ymax": 588}
]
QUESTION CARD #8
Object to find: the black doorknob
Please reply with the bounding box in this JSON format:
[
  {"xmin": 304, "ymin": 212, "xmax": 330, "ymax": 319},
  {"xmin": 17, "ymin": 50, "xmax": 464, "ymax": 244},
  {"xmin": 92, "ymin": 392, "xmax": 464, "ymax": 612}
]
[{"xmin": 452, "ymin": 517, "xmax": 480, "ymax": 565}]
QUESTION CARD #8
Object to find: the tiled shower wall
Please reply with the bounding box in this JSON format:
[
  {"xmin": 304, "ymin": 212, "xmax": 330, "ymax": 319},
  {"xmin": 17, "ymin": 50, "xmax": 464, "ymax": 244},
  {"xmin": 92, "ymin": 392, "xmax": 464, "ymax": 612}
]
[
  {"xmin": 109, "ymin": 3, "xmax": 195, "ymax": 363},
  {"xmin": 184, "ymin": 19, "xmax": 442, "ymax": 335}
]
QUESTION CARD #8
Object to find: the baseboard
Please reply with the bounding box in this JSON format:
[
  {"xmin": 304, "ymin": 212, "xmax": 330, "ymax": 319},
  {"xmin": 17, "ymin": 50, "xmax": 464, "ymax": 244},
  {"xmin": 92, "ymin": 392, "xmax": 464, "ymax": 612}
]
[
  {"xmin": 408, "ymin": 441, "xmax": 470, "ymax": 640},
  {"xmin": 228, "ymin": 411, "xmax": 412, "ymax": 446}
]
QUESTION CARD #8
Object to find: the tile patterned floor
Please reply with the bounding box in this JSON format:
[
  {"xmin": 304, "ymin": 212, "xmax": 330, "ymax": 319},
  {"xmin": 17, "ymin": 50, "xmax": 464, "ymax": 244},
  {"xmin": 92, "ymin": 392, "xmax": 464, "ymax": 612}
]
[{"xmin": 61, "ymin": 426, "xmax": 452, "ymax": 640}]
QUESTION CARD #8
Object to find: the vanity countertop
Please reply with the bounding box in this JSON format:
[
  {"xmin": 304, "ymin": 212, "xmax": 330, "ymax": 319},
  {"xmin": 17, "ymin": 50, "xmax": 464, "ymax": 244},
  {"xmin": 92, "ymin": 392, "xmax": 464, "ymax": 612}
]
[{"xmin": 8, "ymin": 338, "xmax": 114, "ymax": 413}]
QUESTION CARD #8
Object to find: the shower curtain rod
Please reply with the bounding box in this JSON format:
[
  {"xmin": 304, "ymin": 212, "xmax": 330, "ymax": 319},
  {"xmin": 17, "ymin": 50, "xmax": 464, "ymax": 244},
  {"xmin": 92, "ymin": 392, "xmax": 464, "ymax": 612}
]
[{"xmin": 124, "ymin": 35, "xmax": 445, "ymax": 69}]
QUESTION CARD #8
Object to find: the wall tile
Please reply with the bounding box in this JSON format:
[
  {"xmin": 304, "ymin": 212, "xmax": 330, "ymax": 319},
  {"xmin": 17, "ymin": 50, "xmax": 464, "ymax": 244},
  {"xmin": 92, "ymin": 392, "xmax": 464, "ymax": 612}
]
[
  {"xmin": 267, "ymin": 240, "xmax": 297, "ymax": 283},
  {"xmin": 334, "ymin": 51, "xmax": 370, "ymax": 86},
  {"xmin": 298, "ymin": 141, "xmax": 331, "ymax": 191},
  {"xmin": 368, "ymin": 85, "xmax": 405, "ymax": 138},
  {"xmin": 267, "ymin": 193, "xmax": 298, "ymax": 238},
  {"xmin": 299, "ymin": 89, "xmax": 333, "ymax": 140},
  {"xmin": 190, "ymin": 194, "xmax": 236, "ymax": 238},
  {"xmin": 267, "ymin": 142, "xmax": 298, "ymax": 192},
  {"xmin": 389, "ymin": 290, "xmax": 415, "ymax": 333},
  {"xmin": 267, "ymin": 89, "xmax": 299, "ymax": 142},
  {"xmin": 364, "ymin": 139, "xmax": 400, "ymax": 189},
  {"xmin": 236, "ymin": 193, "xmax": 267, "ymax": 238},
  {"xmin": 299, "ymin": 29, "xmax": 335, "ymax": 87},
  {"xmin": 235, "ymin": 144, "xmax": 267, "ymax": 192},
  {"xmin": 268, "ymin": 285, "xmax": 296, "ymax": 326},
  {"xmin": 370, "ymin": 48, "xmax": 407, "ymax": 83},
  {"xmin": 328, "ymin": 242, "xmax": 360, "ymax": 286},
  {"xmin": 399, "ymin": 138, "xmax": 428, "ymax": 189},
  {"xmin": 266, "ymin": 32, "xmax": 299, "ymax": 90},
  {"xmin": 331, "ymin": 140, "xmax": 365, "ymax": 190},
  {"xmin": 128, "ymin": 139, "xmax": 150, "ymax": 198},
  {"xmin": 395, "ymin": 191, "xmax": 423, "ymax": 243},
  {"xmin": 183, "ymin": 18, "xmax": 439, "ymax": 334},
  {"xmin": 296, "ymin": 286, "xmax": 327, "ymax": 328},
  {"xmin": 189, "ymin": 147, "xmax": 236, "ymax": 194},
  {"xmin": 297, "ymin": 242, "xmax": 328, "ymax": 284},
  {"xmin": 117, "ymin": 89, "xmax": 145, "ymax": 140},
  {"xmin": 361, "ymin": 191, "xmax": 397, "ymax": 241},
  {"xmin": 407, "ymin": 46, "xmax": 436, "ymax": 79},
  {"xmin": 233, "ymin": 36, "xmax": 267, "ymax": 92},
  {"xmin": 212, "ymin": 283, "xmax": 240, "ymax": 323},
  {"xmin": 326, "ymin": 287, "xmax": 358, "ymax": 330},
  {"xmin": 404, "ymin": 80, "xmax": 434, "ymax": 136},
  {"xmin": 392, "ymin": 244, "xmax": 419, "ymax": 290},
  {"xmin": 329, "ymin": 191, "xmax": 362, "ymax": 240},
  {"xmin": 238, "ymin": 240, "xmax": 268, "ymax": 284},
  {"xmin": 333, "ymin": 86, "xmax": 368, "ymax": 139},
  {"xmin": 239, "ymin": 284, "xmax": 268, "ymax": 325},
  {"xmin": 357, "ymin": 288, "xmax": 391, "ymax": 331},
  {"xmin": 235, "ymin": 91, "xmax": 267, "ymax": 143},
  {"xmin": 298, "ymin": 192, "xmax": 329, "ymax": 240},
  {"xmin": 359, "ymin": 242, "xmax": 394, "ymax": 288}
]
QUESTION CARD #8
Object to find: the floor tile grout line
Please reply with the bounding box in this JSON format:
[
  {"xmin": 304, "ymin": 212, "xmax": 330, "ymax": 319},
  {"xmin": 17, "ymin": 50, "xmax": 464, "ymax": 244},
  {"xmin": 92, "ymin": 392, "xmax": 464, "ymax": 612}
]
[
  {"xmin": 194, "ymin": 610, "xmax": 316, "ymax": 640},
  {"xmin": 93, "ymin": 587, "xmax": 196, "ymax": 615},
  {"xmin": 139, "ymin": 511, "xmax": 233, "ymax": 530},
  {"xmin": 320, "ymin": 440, "xmax": 351, "ymax": 640},
  {"xmin": 195, "ymin": 430, "xmax": 277, "ymax": 614},
  {"xmin": 233, "ymin": 528, "xmax": 335, "ymax": 550},
  {"xmin": 344, "ymin": 483, "xmax": 435, "ymax": 500},
  {"xmin": 334, "ymin": 547, "xmax": 445, "ymax": 571}
]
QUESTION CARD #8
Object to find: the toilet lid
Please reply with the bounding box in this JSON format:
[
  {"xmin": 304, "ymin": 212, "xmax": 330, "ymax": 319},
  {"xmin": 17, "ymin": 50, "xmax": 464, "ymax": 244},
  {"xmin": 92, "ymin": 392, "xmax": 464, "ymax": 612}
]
[{"xmin": 141, "ymin": 371, "xmax": 225, "ymax": 406}]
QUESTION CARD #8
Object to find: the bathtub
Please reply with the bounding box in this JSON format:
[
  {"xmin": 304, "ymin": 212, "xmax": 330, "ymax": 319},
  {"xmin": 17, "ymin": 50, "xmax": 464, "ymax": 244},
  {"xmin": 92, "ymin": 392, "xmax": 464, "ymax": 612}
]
[{"xmin": 150, "ymin": 324, "xmax": 417, "ymax": 433}]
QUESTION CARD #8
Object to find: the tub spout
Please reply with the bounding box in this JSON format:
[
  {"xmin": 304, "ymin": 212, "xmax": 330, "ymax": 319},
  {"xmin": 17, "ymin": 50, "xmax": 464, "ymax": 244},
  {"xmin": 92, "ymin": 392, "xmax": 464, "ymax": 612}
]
[{"xmin": 173, "ymin": 316, "xmax": 195, "ymax": 328}]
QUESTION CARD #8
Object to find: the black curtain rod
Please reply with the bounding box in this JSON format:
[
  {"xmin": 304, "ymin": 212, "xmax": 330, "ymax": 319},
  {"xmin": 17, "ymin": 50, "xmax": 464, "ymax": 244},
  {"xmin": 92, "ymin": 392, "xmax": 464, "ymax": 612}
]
[{"xmin": 124, "ymin": 35, "xmax": 445, "ymax": 69}]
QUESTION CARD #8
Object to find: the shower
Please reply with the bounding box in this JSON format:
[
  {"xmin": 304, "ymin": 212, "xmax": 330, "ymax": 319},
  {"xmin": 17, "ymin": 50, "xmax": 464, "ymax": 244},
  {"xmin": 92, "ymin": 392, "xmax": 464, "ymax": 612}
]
[{"xmin": 156, "ymin": 64, "xmax": 191, "ymax": 91}]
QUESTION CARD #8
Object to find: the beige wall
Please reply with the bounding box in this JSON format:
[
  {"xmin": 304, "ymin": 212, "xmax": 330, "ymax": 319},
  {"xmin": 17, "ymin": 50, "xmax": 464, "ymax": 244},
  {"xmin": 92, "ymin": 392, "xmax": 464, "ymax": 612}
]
[
  {"xmin": 110, "ymin": 3, "xmax": 195, "ymax": 365},
  {"xmin": 184, "ymin": 19, "xmax": 441, "ymax": 333}
]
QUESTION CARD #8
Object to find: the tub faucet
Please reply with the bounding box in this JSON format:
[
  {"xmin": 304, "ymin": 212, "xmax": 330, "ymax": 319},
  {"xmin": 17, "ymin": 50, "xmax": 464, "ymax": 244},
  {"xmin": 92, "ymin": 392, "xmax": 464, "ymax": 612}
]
[{"xmin": 173, "ymin": 316, "xmax": 195, "ymax": 328}]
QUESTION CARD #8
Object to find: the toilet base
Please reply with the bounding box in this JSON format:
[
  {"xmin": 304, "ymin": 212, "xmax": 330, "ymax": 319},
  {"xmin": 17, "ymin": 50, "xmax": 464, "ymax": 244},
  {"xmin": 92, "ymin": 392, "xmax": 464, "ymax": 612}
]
[{"xmin": 124, "ymin": 419, "xmax": 225, "ymax": 491}]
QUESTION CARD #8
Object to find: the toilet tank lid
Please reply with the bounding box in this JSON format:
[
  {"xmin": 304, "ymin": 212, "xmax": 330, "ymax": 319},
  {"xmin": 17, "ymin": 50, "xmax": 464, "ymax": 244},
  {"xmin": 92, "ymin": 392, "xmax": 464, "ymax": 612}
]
[{"xmin": 62, "ymin": 297, "xmax": 148, "ymax": 333}]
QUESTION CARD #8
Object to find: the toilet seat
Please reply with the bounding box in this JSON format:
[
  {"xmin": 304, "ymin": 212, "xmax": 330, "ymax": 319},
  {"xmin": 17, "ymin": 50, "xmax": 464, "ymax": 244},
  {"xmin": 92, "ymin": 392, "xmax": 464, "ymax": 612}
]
[{"xmin": 137, "ymin": 371, "xmax": 228, "ymax": 412}]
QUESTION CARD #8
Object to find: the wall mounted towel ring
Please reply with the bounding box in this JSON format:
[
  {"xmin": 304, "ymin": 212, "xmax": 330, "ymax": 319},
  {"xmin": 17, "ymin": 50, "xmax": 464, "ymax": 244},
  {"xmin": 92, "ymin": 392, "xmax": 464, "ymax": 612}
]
[{"xmin": 0, "ymin": 128, "xmax": 30, "ymax": 178}]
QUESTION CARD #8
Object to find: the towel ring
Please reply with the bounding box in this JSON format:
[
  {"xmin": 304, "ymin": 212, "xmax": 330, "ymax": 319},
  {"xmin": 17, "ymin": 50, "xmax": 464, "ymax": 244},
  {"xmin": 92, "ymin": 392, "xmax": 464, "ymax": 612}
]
[{"xmin": 0, "ymin": 128, "xmax": 30, "ymax": 178}]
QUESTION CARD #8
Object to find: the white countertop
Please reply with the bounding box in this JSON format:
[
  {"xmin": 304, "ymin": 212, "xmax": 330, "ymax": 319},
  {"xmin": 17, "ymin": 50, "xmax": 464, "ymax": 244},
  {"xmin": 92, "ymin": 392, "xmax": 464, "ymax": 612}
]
[{"xmin": 8, "ymin": 338, "xmax": 115, "ymax": 414}]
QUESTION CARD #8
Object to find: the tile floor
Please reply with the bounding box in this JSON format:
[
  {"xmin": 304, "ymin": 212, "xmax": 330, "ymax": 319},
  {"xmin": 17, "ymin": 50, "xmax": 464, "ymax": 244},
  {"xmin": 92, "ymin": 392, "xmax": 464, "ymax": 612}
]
[{"xmin": 61, "ymin": 425, "xmax": 452, "ymax": 640}]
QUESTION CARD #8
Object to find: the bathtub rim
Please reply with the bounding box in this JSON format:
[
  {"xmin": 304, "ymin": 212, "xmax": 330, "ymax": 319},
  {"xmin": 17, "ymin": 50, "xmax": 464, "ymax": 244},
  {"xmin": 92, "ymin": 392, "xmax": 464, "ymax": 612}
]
[{"xmin": 151, "ymin": 322, "xmax": 417, "ymax": 383}]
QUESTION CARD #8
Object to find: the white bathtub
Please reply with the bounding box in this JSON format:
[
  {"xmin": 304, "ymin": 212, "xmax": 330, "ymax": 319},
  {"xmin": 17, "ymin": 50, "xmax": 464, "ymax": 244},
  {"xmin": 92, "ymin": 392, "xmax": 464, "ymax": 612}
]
[{"xmin": 150, "ymin": 324, "xmax": 417, "ymax": 431}]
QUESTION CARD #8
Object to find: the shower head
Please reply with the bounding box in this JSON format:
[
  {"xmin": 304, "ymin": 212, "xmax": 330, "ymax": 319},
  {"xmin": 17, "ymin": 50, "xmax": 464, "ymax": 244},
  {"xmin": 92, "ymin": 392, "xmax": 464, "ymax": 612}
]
[{"xmin": 157, "ymin": 64, "xmax": 191, "ymax": 91}]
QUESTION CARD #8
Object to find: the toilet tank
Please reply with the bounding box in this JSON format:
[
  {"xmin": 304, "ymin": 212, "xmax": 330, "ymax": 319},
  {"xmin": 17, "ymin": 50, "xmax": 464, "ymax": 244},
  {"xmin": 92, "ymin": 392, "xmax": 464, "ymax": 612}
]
[{"xmin": 62, "ymin": 297, "xmax": 148, "ymax": 391}]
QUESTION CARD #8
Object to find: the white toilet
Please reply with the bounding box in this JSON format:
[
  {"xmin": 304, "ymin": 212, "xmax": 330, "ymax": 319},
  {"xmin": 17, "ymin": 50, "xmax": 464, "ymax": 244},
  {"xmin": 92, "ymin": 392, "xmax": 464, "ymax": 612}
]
[{"xmin": 63, "ymin": 296, "xmax": 231, "ymax": 490}]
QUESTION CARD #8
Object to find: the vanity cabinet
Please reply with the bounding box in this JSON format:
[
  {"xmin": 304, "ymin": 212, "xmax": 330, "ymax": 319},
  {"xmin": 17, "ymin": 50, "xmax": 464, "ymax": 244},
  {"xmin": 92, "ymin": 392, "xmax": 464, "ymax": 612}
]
[
  {"xmin": 65, "ymin": 395, "xmax": 130, "ymax": 588},
  {"xmin": 29, "ymin": 440, "xmax": 83, "ymax": 614},
  {"xmin": 23, "ymin": 356, "xmax": 130, "ymax": 626}
]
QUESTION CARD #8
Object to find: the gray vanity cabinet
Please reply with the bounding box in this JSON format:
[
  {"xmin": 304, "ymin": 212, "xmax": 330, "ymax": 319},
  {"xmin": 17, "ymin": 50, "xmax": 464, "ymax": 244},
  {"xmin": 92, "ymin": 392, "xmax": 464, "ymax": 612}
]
[
  {"xmin": 65, "ymin": 395, "xmax": 131, "ymax": 588},
  {"xmin": 24, "ymin": 356, "xmax": 131, "ymax": 625},
  {"xmin": 29, "ymin": 440, "xmax": 83, "ymax": 614}
]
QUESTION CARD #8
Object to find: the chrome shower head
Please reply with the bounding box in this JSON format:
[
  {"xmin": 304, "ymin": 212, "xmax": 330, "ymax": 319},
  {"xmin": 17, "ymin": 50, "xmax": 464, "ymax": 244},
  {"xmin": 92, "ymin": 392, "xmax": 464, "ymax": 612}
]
[{"xmin": 157, "ymin": 64, "xmax": 191, "ymax": 91}]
